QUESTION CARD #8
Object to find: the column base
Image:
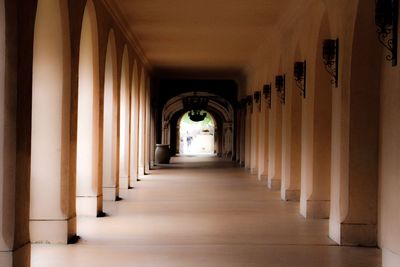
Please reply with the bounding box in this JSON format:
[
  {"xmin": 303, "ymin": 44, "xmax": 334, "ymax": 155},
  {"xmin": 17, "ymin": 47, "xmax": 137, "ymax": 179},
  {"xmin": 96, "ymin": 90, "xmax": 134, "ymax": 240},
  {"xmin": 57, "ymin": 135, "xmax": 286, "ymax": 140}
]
[
  {"xmin": 268, "ymin": 178, "xmax": 281, "ymax": 190},
  {"xmin": 0, "ymin": 243, "xmax": 30, "ymax": 267},
  {"xmin": 250, "ymin": 168, "xmax": 258, "ymax": 175},
  {"xmin": 119, "ymin": 176, "xmax": 130, "ymax": 189},
  {"xmin": 383, "ymin": 247, "xmax": 400, "ymax": 267},
  {"xmin": 76, "ymin": 195, "xmax": 103, "ymax": 216},
  {"xmin": 282, "ymin": 189, "xmax": 300, "ymax": 201},
  {"xmin": 329, "ymin": 220, "xmax": 376, "ymax": 246},
  {"xmin": 304, "ymin": 200, "xmax": 330, "ymax": 219},
  {"xmin": 139, "ymin": 166, "xmax": 145, "ymax": 176},
  {"xmin": 30, "ymin": 216, "xmax": 76, "ymax": 244},
  {"xmin": 103, "ymin": 187, "xmax": 119, "ymax": 201},
  {"xmin": 259, "ymin": 174, "xmax": 268, "ymax": 183}
]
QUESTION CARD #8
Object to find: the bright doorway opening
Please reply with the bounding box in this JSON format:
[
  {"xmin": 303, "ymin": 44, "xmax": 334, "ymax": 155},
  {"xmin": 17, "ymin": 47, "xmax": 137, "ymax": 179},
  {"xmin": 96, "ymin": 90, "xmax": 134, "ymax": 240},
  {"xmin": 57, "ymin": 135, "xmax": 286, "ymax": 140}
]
[{"xmin": 179, "ymin": 111, "xmax": 215, "ymax": 155}]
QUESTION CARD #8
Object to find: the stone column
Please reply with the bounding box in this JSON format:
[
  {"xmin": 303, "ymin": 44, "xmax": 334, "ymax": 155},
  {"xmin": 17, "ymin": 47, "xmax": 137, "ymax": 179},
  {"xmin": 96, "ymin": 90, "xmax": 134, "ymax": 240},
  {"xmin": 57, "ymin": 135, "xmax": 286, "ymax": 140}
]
[
  {"xmin": 235, "ymin": 108, "xmax": 241, "ymax": 163},
  {"xmin": 259, "ymin": 92, "xmax": 271, "ymax": 184},
  {"xmin": 223, "ymin": 123, "xmax": 233, "ymax": 159},
  {"xmin": 102, "ymin": 30, "xmax": 120, "ymax": 201},
  {"xmin": 250, "ymin": 92, "xmax": 261, "ymax": 175},
  {"xmin": 239, "ymin": 100, "xmax": 246, "ymax": 166},
  {"xmin": 268, "ymin": 85, "xmax": 282, "ymax": 190},
  {"xmin": 0, "ymin": 0, "xmax": 31, "ymax": 264},
  {"xmin": 129, "ymin": 64, "xmax": 140, "ymax": 186},
  {"xmin": 119, "ymin": 49, "xmax": 130, "ymax": 189},
  {"xmin": 144, "ymin": 80, "xmax": 151, "ymax": 173},
  {"xmin": 30, "ymin": 0, "xmax": 77, "ymax": 243},
  {"xmin": 281, "ymin": 77, "xmax": 302, "ymax": 201},
  {"xmin": 329, "ymin": 2, "xmax": 379, "ymax": 247},
  {"xmin": 76, "ymin": 0, "xmax": 102, "ymax": 216},
  {"xmin": 300, "ymin": 42, "xmax": 332, "ymax": 219},
  {"xmin": 138, "ymin": 70, "xmax": 146, "ymax": 176},
  {"xmin": 244, "ymin": 96, "xmax": 252, "ymax": 169},
  {"xmin": 257, "ymin": 93, "xmax": 268, "ymax": 181}
]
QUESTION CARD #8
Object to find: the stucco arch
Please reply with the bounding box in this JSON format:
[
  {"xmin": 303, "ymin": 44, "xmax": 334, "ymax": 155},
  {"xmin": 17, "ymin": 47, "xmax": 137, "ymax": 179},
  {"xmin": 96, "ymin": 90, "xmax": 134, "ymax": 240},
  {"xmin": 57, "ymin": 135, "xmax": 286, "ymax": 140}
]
[
  {"xmin": 161, "ymin": 92, "xmax": 234, "ymax": 159},
  {"xmin": 129, "ymin": 60, "xmax": 139, "ymax": 184},
  {"xmin": 328, "ymin": 0, "xmax": 381, "ymax": 247},
  {"xmin": 103, "ymin": 29, "xmax": 119, "ymax": 201},
  {"xmin": 76, "ymin": 0, "xmax": 102, "ymax": 216},
  {"xmin": 300, "ymin": 11, "xmax": 332, "ymax": 220},
  {"xmin": 119, "ymin": 45, "xmax": 130, "ymax": 189},
  {"xmin": 30, "ymin": 0, "xmax": 75, "ymax": 243},
  {"xmin": 281, "ymin": 43, "xmax": 303, "ymax": 201}
]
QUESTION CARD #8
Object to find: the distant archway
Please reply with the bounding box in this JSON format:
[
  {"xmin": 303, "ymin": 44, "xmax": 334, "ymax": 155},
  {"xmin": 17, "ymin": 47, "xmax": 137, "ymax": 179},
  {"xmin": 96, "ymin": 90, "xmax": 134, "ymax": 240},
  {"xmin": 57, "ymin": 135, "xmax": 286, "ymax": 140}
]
[
  {"xmin": 178, "ymin": 111, "xmax": 216, "ymax": 155},
  {"xmin": 161, "ymin": 92, "xmax": 234, "ymax": 159}
]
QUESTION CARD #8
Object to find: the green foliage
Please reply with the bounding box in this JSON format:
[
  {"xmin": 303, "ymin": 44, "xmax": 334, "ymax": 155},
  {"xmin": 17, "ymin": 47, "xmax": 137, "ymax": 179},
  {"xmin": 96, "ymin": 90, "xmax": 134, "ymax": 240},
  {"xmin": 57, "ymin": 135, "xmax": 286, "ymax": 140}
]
[{"xmin": 181, "ymin": 111, "xmax": 214, "ymax": 127}]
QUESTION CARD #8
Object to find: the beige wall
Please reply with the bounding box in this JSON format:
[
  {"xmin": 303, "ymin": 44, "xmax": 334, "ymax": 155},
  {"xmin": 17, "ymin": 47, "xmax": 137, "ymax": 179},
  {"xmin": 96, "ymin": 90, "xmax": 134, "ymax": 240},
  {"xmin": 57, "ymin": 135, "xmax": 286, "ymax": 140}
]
[
  {"xmin": 243, "ymin": 1, "xmax": 400, "ymax": 264},
  {"xmin": 378, "ymin": 28, "xmax": 400, "ymax": 266}
]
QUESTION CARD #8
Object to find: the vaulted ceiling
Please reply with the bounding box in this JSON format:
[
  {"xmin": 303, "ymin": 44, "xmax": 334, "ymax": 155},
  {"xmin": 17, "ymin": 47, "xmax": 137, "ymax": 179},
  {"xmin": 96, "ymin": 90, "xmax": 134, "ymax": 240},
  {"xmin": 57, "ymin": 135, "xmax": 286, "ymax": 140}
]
[{"xmin": 105, "ymin": 0, "xmax": 301, "ymax": 76}]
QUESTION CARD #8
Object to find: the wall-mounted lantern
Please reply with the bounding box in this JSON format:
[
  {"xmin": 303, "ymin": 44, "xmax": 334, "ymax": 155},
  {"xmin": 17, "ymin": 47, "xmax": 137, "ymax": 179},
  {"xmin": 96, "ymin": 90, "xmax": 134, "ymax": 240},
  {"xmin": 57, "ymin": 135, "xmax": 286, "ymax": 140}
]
[
  {"xmin": 263, "ymin": 84, "xmax": 272, "ymax": 109},
  {"xmin": 246, "ymin": 95, "xmax": 253, "ymax": 113},
  {"xmin": 375, "ymin": 0, "xmax": 398, "ymax": 66},
  {"xmin": 240, "ymin": 98, "xmax": 247, "ymax": 115},
  {"xmin": 275, "ymin": 75, "xmax": 286, "ymax": 104},
  {"xmin": 254, "ymin": 91, "xmax": 261, "ymax": 111},
  {"xmin": 294, "ymin": 61, "xmax": 307, "ymax": 98},
  {"xmin": 322, "ymin": 39, "xmax": 339, "ymax": 88}
]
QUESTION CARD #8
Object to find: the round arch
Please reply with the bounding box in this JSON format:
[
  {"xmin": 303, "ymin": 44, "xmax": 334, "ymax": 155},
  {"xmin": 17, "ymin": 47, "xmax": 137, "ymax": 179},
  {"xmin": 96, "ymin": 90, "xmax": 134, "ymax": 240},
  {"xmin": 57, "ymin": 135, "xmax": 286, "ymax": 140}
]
[
  {"xmin": 161, "ymin": 92, "xmax": 234, "ymax": 159},
  {"xmin": 119, "ymin": 45, "xmax": 130, "ymax": 189},
  {"xmin": 30, "ymin": 0, "xmax": 74, "ymax": 243},
  {"xmin": 103, "ymin": 29, "xmax": 119, "ymax": 201},
  {"xmin": 300, "ymin": 11, "xmax": 332, "ymax": 220},
  {"xmin": 129, "ymin": 60, "xmax": 139, "ymax": 185},
  {"xmin": 76, "ymin": 0, "xmax": 102, "ymax": 216},
  {"xmin": 177, "ymin": 111, "xmax": 216, "ymax": 155}
]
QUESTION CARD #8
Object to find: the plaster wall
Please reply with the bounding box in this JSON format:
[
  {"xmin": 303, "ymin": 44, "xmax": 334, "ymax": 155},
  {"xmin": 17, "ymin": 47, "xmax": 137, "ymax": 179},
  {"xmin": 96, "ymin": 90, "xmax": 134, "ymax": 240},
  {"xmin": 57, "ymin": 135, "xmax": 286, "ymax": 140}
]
[
  {"xmin": 250, "ymin": 106, "xmax": 259, "ymax": 174},
  {"xmin": 244, "ymin": 105, "xmax": 251, "ymax": 169},
  {"xmin": 30, "ymin": 0, "xmax": 76, "ymax": 243},
  {"xmin": 243, "ymin": 0, "xmax": 385, "ymax": 246},
  {"xmin": 257, "ymin": 101, "xmax": 266, "ymax": 180},
  {"xmin": 76, "ymin": 0, "xmax": 102, "ymax": 216},
  {"xmin": 119, "ymin": 46, "xmax": 130, "ymax": 188},
  {"xmin": 378, "ymin": 26, "xmax": 400, "ymax": 266},
  {"xmin": 129, "ymin": 62, "xmax": 140, "ymax": 185},
  {"xmin": 102, "ymin": 30, "xmax": 119, "ymax": 201}
]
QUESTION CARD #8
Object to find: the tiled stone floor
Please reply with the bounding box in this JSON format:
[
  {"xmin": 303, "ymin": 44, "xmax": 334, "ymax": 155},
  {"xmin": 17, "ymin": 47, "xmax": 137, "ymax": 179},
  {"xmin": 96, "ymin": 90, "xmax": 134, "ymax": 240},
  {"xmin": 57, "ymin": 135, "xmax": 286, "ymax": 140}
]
[{"xmin": 32, "ymin": 156, "xmax": 381, "ymax": 267}]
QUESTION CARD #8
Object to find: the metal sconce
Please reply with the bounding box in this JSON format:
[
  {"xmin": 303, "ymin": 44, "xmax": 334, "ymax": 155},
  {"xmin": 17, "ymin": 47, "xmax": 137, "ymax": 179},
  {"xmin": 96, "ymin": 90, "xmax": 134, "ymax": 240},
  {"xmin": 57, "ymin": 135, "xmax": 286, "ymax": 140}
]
[
  {"xmin": 246, "ymin": 95, "xmax": 253, "ymax": 113},
  {"xmin": 275, "ymin": 75, "xmax": 286, "ymax": 104},
  {"xmin": 254, "ymin": 91, "xmax": 261, "ymax": 111},
  {"xmin": 240, "ymin": 98, "xmax": 247, "ymax": 115},
  {"xmin": 240, "ymin": 98, "xmax": 247, "ymax": 109},
  {"xmin": 294, "ymin": 61, "xmax": 307, "ymax": 98},
  {"xmin": 375, "ymin": 0, "xmax": 398, "ymax": 66},
  {"xmin": 322, "ymin": 39, "xmax": 339, "ymax": 88},
  {"xmin": 263, "ymin": 84, "xmax": 272, "ymax": 109}
]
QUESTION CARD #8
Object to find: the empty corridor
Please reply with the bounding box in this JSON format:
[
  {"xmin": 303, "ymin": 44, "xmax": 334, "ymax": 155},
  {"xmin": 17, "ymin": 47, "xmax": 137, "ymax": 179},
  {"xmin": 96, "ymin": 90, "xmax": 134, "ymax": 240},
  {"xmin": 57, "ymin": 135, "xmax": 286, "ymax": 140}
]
[{"xmin": 32, "ymin": 157, "xmax": 381, "ymax": 267}]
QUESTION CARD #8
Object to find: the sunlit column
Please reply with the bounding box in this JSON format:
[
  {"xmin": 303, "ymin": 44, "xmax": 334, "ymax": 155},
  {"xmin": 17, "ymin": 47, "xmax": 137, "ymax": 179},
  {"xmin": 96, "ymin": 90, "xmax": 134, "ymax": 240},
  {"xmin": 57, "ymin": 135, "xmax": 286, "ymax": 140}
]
[{"xmin": 30, "ymin": 0, "xmax": 76, "ymax": 243}]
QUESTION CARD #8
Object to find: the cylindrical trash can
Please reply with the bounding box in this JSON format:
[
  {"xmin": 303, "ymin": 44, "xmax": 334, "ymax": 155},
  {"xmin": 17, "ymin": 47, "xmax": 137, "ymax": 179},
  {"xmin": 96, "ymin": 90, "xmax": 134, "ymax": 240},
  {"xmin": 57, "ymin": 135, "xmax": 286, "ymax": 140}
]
[{"xmin": 155, "ymin": 144, "xmax": 171, "ymax": 164}]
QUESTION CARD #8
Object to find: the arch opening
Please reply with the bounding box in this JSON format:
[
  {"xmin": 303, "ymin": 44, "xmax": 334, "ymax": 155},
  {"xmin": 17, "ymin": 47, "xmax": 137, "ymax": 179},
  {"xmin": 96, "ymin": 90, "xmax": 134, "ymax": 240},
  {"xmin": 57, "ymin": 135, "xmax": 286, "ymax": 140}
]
[
  {"xmin": 30, "ymin": 0, "xmax": 75, "ymax": 243},
  {"xmin": 119, "ymin": 46, "xmax": 130, "ymax": 189},
  {"xmin": 102, "ymin": 29, "xmax": 119, "ymax": 201},
  {"xmin": 76, "ymin": 0, "xmax": 102, "ymax": 217},
  {"xmin": 178, "ymin": 111, "xmax": 216, "ymax": 156}
]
